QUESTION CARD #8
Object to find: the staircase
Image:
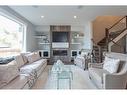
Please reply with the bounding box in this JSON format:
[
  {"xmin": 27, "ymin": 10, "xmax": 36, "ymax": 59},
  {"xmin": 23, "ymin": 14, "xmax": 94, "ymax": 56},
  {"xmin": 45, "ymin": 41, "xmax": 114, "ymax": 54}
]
[
  {"xmin": 94, "ymin": 16, "xmax": 127, "ymax": 62},
  {"xmin": 92, "ymin": 45, "xmax": 101, "ymax": 63}
]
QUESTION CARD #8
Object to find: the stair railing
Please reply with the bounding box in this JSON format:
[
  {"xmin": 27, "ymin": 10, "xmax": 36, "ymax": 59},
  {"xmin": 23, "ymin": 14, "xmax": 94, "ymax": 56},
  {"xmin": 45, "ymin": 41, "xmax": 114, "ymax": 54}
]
[
  {"xmin": 105, "ymin": 16, "xmax": 127, "ymax": 51},
  {"xmin": 91, "ymin": 39, "xmax": 101, "ymax": 63}
]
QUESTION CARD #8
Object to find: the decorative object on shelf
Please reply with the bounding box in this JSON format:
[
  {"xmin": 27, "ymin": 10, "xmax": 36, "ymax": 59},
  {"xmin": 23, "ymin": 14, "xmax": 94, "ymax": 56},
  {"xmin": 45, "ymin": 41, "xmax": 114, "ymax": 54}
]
[
  {"xmin": 79, "ymin": 32, "xmax": 84, "ymax": 37},
  {"xmin": 43, "ymin": 35, "xmax": 49, "ymax": 43},
  {"xmin": 73, "ymin": 32, "xmax": 84, "ymax": 38},
  {"xmin": 71, "ymin": 38, "xmax": 74, "ymax": 43},
  {"xmin": 35, "ymin": 32, "xmax": 50, "ymax": 43},
  {"xmin": 76, "ymin": 34, "xmax": 79, "ymax": 37}
]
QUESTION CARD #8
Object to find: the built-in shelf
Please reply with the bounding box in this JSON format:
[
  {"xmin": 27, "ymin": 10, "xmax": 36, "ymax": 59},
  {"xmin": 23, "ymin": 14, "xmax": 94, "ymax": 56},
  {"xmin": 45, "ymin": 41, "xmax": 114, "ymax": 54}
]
[
  {"xmin": 70, "ymin": 43, "xmax": 81, "ymax": 45},
  {"xmin": 74, "ymin": 36, "xmax": 84, "ymax": 39},
  {"xmin": 38, "ymin": 43, "xmax": 51, "ymax": 45},
  {"xmin": 34, "ymin": 36, "xmax": 47, "ymax": 39}
]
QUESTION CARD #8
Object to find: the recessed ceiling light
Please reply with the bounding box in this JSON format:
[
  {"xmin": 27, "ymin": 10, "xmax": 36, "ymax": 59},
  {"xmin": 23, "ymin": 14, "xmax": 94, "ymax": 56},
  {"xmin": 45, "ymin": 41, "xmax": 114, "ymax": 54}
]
[
  {"xmin": 74, "ymin": 16, "xmax": 77, "ymax": 19},
  {"xmin": 41, "ymin": 16, "xmax": 44, "ymax": 18}
]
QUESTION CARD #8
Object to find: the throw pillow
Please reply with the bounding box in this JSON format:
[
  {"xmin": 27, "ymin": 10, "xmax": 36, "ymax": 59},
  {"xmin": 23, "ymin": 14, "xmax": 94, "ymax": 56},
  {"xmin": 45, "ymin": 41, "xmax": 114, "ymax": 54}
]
[
  {"xmin": 0, "ymin": 60, "xmax": 19, "ymax": 88},
  {"xmin": 34, "ymin": 52, "xmax": 40, "ymax": 60},
  {"xmin": 80, "ymin": 52, "xmax": 88, "ymax": 57},
  {"xmin": 103, "ymin": 56, "xmax": 120, "ymax": 73},
  {"xmin": 26, "ymin": 52, "xmax": 40, "ymax": 63},
  {"xmin": 15, "ymin": 55, "xmax": 25, "ymax": 68},
  {"xmin": 21, "ymin": 52, "xmax": 31, "ymax": 64}
]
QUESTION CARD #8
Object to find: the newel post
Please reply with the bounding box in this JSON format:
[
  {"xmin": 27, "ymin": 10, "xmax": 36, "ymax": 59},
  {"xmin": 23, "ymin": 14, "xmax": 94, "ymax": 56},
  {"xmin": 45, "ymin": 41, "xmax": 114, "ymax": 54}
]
[
  {"xmin": 126, "ymin": 16, "xmax": 127, "ymax": 29},
  {"xmin": 105, "ymin": 28, "xmax": 109, "ymax": 51}
]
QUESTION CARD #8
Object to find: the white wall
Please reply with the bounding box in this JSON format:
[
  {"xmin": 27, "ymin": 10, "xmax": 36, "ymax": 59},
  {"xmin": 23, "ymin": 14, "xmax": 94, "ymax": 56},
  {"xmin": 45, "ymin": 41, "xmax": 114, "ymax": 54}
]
[
  {"xmin": 0, "ymin": 6, "xmax": 37, "ymax": 52},
  {"xmin": 84, "ymin": 22, "xmax": 93, "ymax": 49},
  {"xmin": 0, "ymin": 6, "xmax": 93, "ymax": 52}
]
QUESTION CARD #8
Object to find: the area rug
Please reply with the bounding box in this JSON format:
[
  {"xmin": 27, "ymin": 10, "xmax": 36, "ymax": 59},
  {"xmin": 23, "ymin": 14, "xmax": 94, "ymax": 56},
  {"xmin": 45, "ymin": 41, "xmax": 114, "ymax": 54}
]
[{"xmin": 44, "ymin": 65, "xmax": 97, "ymax": 89}]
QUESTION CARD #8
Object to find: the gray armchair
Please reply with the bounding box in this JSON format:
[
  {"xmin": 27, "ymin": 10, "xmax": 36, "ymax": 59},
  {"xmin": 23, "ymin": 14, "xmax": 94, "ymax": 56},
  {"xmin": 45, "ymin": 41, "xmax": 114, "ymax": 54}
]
[{"xmin": 88, "ymin": 52, "xmax": 127, "ymax": 89}]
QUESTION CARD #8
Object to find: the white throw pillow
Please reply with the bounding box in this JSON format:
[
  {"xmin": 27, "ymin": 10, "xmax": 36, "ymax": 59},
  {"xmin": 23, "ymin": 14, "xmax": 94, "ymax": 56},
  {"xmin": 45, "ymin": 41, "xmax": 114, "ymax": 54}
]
[
  {"xmin": 0, "ymin": 60, "xmax": 19, "ymax": 88},
  {"xmin": 103, "ymin": 56, "xmax": 120, "ymax": 73},
  {"xmin": 80, "ymin": 52, "xmax": 88, "ymax": 57}
]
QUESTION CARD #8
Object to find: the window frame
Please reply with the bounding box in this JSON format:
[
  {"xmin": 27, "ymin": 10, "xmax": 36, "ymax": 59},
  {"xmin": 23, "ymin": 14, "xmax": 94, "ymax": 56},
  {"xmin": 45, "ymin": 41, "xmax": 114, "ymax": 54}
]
[{"xmin": 0, "ymin": 12, "xmax": 27, "ymax": 55}]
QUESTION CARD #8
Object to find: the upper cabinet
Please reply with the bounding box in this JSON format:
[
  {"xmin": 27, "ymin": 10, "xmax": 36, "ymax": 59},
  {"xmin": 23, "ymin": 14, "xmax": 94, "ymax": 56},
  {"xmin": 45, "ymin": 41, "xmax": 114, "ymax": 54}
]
[{"xmin": 50, "ymin": 25, "xmax": 71, "ymax": 32}]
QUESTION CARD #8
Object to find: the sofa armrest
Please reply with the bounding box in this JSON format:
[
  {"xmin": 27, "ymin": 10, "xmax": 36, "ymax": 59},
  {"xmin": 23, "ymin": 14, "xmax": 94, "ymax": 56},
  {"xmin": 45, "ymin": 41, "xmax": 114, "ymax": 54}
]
[
  {"xmin": 103, "ymin": 73, "xmax": 127, "ymax": 89},
  {"xmin": 88, "ymin": 63, "xmax": 103, "ymax": 69}
]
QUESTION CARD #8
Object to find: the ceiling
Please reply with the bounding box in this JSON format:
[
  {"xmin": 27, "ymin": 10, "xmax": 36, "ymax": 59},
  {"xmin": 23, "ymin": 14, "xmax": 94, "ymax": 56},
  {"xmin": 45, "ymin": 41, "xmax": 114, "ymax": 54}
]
[{"xmin": 9, "ymin": 6, "xmax": 127, "ymax": 26}]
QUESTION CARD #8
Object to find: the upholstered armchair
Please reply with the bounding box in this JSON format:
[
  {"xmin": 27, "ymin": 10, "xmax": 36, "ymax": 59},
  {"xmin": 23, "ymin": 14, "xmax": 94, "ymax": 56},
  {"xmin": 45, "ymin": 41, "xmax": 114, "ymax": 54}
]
[
  {"xmin": 74, "ymin": 49, "xmax": 92, "ymax": 70},
  {"xmin": 88, "ymin": 52, "xmax": 127, "ymax": 89}
]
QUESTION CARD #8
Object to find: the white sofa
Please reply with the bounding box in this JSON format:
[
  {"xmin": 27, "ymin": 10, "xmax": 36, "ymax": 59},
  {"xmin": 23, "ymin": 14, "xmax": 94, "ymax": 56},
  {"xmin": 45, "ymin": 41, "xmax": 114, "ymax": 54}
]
[
  {"xmin": 0, "ymin": 52, "xmax": 47, "ymax": 89},
  {"xmin": 88, "ymin": 52, "xmax": 127, "ymax": 89}
]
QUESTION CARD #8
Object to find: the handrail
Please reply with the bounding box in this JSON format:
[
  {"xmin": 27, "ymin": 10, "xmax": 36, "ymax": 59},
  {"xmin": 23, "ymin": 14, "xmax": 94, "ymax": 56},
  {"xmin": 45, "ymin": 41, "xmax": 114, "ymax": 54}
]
[
  {"xmin": 111, "ymin": 40, "xmax": 122, "ymax": 47},
  {"xmin": 109, "ymin": 28, "xmax": 127, "ymax": 42},
  {"xmin": 108, "ymin": 16, "xmax": 126, "ymax": 30}
]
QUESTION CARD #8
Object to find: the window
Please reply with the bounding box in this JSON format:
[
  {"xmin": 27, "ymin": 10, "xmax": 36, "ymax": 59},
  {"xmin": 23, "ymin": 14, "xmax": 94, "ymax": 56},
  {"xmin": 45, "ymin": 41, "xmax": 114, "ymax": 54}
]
[{"xmin": 0, "ymin": 14, "xmax": 25, "ymax": 57}]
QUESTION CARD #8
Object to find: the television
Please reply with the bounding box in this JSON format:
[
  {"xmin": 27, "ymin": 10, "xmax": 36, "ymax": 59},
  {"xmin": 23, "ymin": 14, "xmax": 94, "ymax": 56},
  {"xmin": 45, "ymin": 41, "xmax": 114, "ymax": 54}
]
[{"xmin": 52, "ymin": 32, "xmax": 69, "ymax": 42}]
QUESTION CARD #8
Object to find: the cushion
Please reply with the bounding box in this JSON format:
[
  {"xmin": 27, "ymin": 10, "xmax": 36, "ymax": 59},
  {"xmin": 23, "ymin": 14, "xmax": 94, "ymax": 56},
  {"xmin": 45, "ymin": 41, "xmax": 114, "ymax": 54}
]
[
  {"xmin": 0, "ymin": 60, "xmax": 19, "ymax": 88},
  {"xmin": 89, "ymin": 68, "xmax": 110, "ymax": 88},
  {"xmin": 80, "ymin": 52, "xmax": 88, "ymax": 57},
  {"xmin": 15, "ymin": 55, "xmax": 25, "ymax": 68},
  {"xmin": 26, "ymin": 52, "xmax": 40, "ymax": 63},
  {"xmin": 103, "ymin": 56, "xmax": 120, "ymax": 73},
  {"xmin": 89, "ymin": 68, "xmax": 110, "ymax": 83},
  {"xmin": 21, "ymin": 52, "xmax": 30, "ymax": 64},
  {"xmin": 20, "ymin": 59, "xmax": 46, "ymax": 73},
  {"xmin": 34, "ymin": 52, "xmax": 40, "ymax": 60},
  {"xmin": 2, "ymin": 75, "xmax": 28, "ymax": 89}
]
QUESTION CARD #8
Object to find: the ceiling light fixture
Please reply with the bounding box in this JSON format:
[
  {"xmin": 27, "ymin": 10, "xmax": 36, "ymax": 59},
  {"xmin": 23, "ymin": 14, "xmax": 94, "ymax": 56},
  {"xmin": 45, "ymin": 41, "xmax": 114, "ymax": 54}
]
[
  {"xmin": 41, "ymin": 16, "xmax": 44, "ymax": 18},
  {"xmin": 74, "ymin": 16, "xmax": 77, "ymax": 19}
]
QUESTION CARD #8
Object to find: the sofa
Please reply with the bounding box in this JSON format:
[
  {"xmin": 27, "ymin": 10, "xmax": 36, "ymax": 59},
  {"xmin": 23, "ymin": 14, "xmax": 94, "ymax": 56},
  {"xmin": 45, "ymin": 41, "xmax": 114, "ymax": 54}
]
[
  {"xmin": 88, "ymin": 52, "xmax": 127, "ymax": 89},
  {"xmin": 0, "ymin": 51, "xmax": 47, "ymax": 89}
]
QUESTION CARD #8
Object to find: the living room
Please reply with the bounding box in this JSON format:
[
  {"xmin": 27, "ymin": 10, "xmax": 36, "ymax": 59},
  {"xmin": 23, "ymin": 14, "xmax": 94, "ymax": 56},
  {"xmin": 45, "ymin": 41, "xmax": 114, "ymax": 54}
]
[{"xmin": 0, "ymin": 5, "xmax": 127, "ymax": 90}]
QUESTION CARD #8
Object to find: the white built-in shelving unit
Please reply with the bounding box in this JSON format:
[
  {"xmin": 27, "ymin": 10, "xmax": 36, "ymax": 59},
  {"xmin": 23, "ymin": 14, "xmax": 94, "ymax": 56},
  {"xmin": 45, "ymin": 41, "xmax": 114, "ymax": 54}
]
[{"xmin": 38, "ymin": 43, "xmax": 51, "ymax": 45}]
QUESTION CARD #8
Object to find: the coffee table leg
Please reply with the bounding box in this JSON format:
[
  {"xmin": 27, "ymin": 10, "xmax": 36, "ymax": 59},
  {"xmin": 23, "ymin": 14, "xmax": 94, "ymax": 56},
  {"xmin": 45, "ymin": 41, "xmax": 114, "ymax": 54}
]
[
  {"xmin": 57, "ymin": 76, "xmax": 59, "ymax": 89},
  {"xmin": 69, "ymin": 78, "xmax": 71, "ymax": 89}
]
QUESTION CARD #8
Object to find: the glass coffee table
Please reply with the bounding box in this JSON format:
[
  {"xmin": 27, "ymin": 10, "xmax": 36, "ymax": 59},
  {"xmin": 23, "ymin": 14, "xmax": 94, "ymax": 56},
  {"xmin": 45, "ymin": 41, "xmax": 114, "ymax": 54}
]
[
  {"xmin": 57, "ymin": 70, "xmax": 73, "ymax": 89},
  {"xmin": 50, "ymin": 64, "xmax": 73, "ymax": 89}
]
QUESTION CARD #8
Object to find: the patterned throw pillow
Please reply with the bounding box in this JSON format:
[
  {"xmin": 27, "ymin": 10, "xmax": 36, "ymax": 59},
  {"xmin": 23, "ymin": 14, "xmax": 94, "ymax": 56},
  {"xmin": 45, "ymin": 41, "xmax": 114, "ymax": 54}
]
[{"xmin": 103, "ymin": 56, "xmax": 120, "ymax": 73}]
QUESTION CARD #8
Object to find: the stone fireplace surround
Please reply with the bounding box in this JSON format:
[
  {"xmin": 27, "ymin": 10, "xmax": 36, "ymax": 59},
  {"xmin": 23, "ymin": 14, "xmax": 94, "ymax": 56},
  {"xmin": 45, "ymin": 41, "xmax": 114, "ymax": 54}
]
[
  {"xmin": 51, "ymin": 49, "xmax": 69, "ymax": 63},
  {"xmin": 53, "ymin": 49, "xmax": 68, "ymax": 56}
]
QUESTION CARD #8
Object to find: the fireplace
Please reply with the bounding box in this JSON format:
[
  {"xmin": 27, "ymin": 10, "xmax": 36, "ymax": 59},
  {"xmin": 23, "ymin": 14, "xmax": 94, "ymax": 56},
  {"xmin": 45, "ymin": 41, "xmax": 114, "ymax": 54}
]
[{"xmin": 53, "ymin": 50, "xmax": 68, "ymax": 56}]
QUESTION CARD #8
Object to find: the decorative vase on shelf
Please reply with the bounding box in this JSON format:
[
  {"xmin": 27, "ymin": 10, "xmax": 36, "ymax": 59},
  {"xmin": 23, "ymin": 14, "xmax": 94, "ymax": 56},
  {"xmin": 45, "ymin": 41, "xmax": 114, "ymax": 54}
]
[
  {"xmin": 76, "ymin": 34, "xmax": 79, "ymax": 37},
  {"xmin": 71, "ymin": 39, "xmax": 74, "ymax": 43}
]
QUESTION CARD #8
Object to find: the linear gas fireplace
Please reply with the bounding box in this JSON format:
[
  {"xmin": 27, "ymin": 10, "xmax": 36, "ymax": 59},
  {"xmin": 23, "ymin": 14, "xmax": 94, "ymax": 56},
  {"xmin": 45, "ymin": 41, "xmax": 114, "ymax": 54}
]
[{"xmin": 53, "ymin": 50, "xmax": 68, "ymax": 56}]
